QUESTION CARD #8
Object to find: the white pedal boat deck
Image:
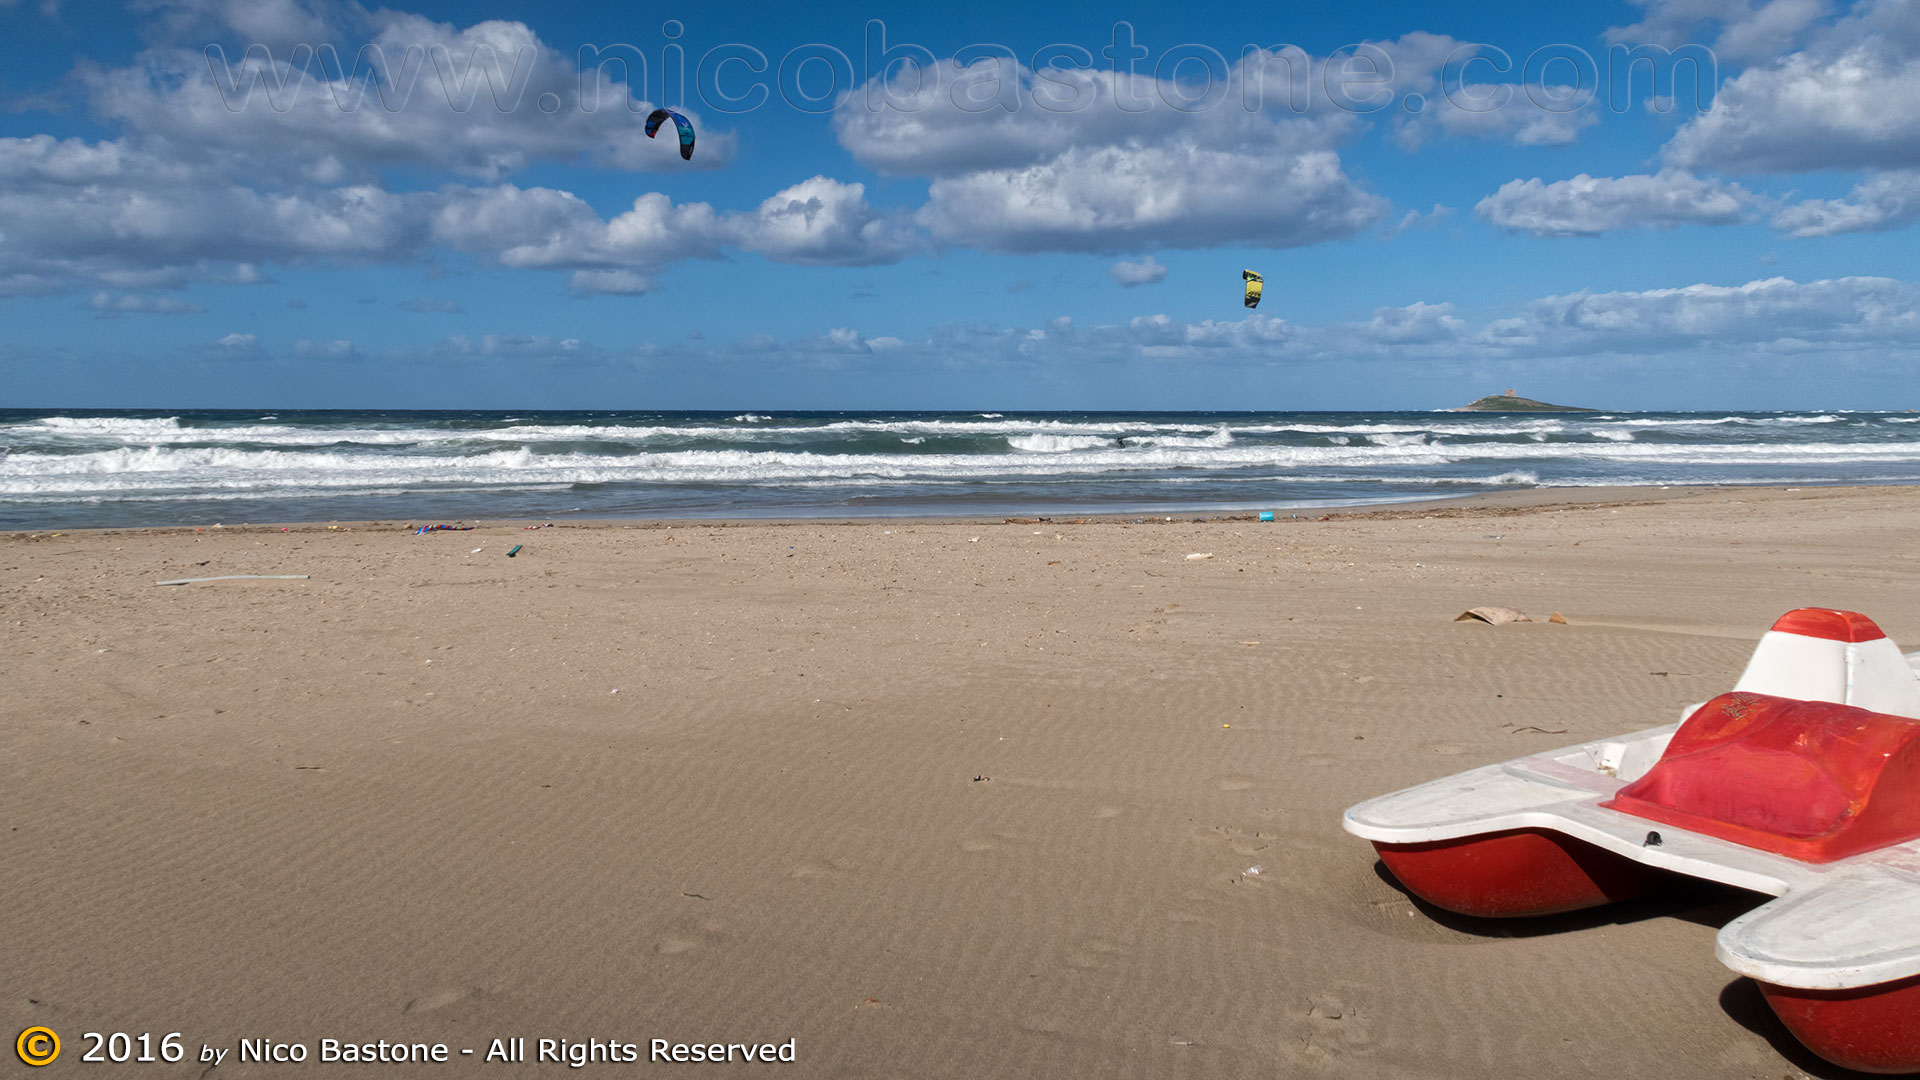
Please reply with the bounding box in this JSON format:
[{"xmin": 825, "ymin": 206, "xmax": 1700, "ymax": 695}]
[{"xmin": 1343, "ymin": 609, "xmax": 1920, "ymax": 1074}]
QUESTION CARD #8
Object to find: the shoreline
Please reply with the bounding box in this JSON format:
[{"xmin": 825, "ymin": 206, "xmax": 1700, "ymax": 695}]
[{"xmin": 2, "ymin": 481, "xmax": 1886, "ymax": 537}]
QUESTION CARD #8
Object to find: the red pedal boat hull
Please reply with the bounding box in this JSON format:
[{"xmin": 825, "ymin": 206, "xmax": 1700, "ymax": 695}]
[
  {"xmin": 1373, "ymin": 828, "xmax": 1665, "ymax": 918},
  {"xmin": 1760, "ymin": 975, "xmax": 1920, "ymax": 1074}
]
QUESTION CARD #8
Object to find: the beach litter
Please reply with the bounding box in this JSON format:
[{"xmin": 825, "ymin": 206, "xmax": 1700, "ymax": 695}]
[
  {"xmin": 1186, "ymin": 552, "xmax": 1214, "ymax": 561},
  {"xmin": 506, "ymin": 544, "xmax": 523, "ymax": 557},
  {"xmin": 1259, "ymin": 511, "xmax": 1275, "ymax": 522},
  {"xmin": 1454, "ymin": 606, "xmax": 1533, "ymax": 625},
  {"xmin": 156, "ymin": 574, "xmax": 310, "ymax": 586},
  {"xmin": 412, "ymin": 524, "xmax": 473, "ymax": 534}
]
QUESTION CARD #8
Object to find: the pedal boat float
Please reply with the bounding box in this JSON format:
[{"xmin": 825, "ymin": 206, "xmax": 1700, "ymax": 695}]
[{"xmin": 1343, "ymin": 609, "xmax": 1920, "ymax": 1073}]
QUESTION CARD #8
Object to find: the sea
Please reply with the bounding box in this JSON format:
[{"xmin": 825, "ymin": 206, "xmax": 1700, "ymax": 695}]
[{"xmin": 4, "ymin": 408, "xmax": 1920, "ymax": 530}]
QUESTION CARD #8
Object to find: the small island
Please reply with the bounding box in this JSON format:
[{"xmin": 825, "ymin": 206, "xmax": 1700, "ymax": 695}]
[{"xmin": 1454, "ymin": 389, "xmax": 1596, "ymax": 413}]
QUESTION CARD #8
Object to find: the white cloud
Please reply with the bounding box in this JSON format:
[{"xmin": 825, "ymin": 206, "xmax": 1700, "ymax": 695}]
[
  {"xmin": 1659, "ymin": 0, "xmax": 1920, "ymax": 174},
  {"xmin": 0, "ymin": 133, "xmax": 911, "ymax": 293},
  {"xmin": 1476, "ymin": 170, "xmax": 1759, "ymax": 236},
  {"xmin": 733, "ymin": 177, "xmax": 919, "ymax": 267},
  {"xmin": 840, "ymin": 52, "xmax": 1389, "ymax": 253},
  {"xmin": 1386, "ymin": 204, "xmax": 1454, "ymax": 234},
  {"xmin": 431, "ymin": 176, "xmax": 914, "ymax": 272},
  {"xmin": 86, "ymin": 291, "xmax": 206, "ymax": 315},
  {"xmin": 1773, "ymin": 170, "xmax": 1920, "ymax": 235},
  {"xmin": 1110, "ymin": 256, "xmax": 1168, "ymax": 287},
  {"xmin": 834, "ymin": 37, "xmax": 1612, "ymax": 254},
  {"xmin": 215, "ymin": 332, "xmax": 256, "ymax": 346},
  {"xmin": 918, "ymin": 142, "xmax": 1384, "ymax": 254},
  {"xmin": 1363, "ymin": 301, "xmax": 1467, "ymax": 344},
  {"xmin": 1479, "ymin": 276, "xmax": 1920, "ymax": 353},
  {"xmin": 82, "ymin": 5, "xmax": 732, "ymax": 181},
  {"xmin": 1606, "ymin": 0, "xmax": 1832, "ymax": 64},
  {"xmin": 1373, "ymin": 33, "xmax": 1598, "ymax": 150},
  {"xmin": 0, "ymin": 137, "xmax": 427, "ymax": 292}
]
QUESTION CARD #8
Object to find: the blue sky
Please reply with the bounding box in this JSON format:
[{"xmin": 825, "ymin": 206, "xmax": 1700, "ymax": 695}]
[{"xmin": 2, "ymin": 0, "xmax": 1917, "ymax": 409}]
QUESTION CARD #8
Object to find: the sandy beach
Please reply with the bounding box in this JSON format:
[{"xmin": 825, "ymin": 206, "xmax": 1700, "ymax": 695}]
[{"xmin": 8, "ymin": 485, "xmax": 1920, "ymax": 1078}]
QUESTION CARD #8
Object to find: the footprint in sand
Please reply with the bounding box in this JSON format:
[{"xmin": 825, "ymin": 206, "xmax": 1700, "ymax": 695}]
[
  {"xmin": 1289, "ymin": 994, "xmax": 1376, "ymax": 1062},
  {"xmin": 402, "ymin": 987, "xmax": 484, "ymax": 1015},
  {"xmin": 657, "ymin": 919, "xmax": 727, "ymax": 955},
  {"xmin": 1196, "ymin": 824, "xmax": 1275, "ymax": 858},
  {"xmin": 1061, "ymin": 937, "xmax": 1129, "ymax": 973},
  {"xmin": 791, "ymin": 857, "xmax": 856, "ymax": 878},
  {"xmin": 960, "ymin": 830, "xmax": 1024, "ymax": 852}
]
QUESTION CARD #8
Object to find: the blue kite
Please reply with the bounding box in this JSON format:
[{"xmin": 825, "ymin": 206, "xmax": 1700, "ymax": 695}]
[{"xmin": 645, "ymin": 108, "xmax": 695, "ymax": 161}]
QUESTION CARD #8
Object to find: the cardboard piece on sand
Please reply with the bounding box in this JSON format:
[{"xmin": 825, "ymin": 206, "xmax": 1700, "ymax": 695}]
[{"xmin": 1455, "ymin": 606, "xmax": 1533, "ymax": 625}]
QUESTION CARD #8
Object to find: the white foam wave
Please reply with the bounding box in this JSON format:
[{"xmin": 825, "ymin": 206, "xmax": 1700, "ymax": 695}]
[
  {"xmin": 10, "ymin": 437, "xmax": 1920, "ymax": 500},
  {"xmin": 1007, "ymin": 434, "xmax": 1112, "ymax": 453}
]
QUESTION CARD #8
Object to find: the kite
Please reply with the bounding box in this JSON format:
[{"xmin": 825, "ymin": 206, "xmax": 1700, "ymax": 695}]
[
  {"xmin": 1242, "ymin": 269, "xmax": 1263, "ymax": 309},
  {"xmin": 645, "ymin": 108, "xmax": 696, "ymax": 161}
]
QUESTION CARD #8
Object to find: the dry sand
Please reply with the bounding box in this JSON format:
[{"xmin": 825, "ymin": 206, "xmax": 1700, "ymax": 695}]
[{"xmin": 7, "ymin": 485, "xmax": 1920, "ymax": 1078}]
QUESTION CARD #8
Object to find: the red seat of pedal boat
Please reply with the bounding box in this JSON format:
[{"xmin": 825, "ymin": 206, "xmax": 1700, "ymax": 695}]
[{"xmin": 1605, "ymin": 691, "xmax": 1920, "ymax": 863}]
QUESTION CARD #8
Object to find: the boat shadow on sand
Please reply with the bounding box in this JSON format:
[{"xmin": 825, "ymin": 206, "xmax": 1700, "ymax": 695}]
[{"xmin": 1369, "ymin": 861, "xmax": 1888, "ymax": 1079}]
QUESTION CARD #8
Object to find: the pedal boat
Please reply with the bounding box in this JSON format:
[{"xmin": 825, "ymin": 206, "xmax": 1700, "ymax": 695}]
[{"xmin": 1343, "ymin": 609, "xmax": 1920, "ymax": 1073}]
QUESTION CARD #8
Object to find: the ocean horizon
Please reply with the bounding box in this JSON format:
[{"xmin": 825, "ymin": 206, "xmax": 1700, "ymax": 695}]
[{"xmin": 5, "ymin": 406, "xmax": 1920, "ymax": 530}]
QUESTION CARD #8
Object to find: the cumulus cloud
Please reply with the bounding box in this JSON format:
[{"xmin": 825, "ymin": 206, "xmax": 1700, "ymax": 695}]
[
  {"xmin": 1372, "ymin": 33, "xmax": 1599, "ymax": 150},
  {"xmin": 1479, "ymin": 276, "xmax": 1920, "ymax": 353},
  {"xmin": 215, "ymin": 332, "xmax": 256, "ymax": 346},
  {"xmin": 1476, "ymin": 170, "xmax": 1759, "ymax": 236},
  {"xmin": 428, "ymin": 176, "xmax": 914, "ymax": 273},
  {"xmin": 0, "ymin": 133, "xmax": 910, "ymax": 293},
  {"xmin": 0, "ymin": 136, "xmax": 428, "ymax": 292},
  {"xmin": 917, "ymin": 142, "xmax": 1384, "ymax": 254},
  {"xmin": 1363, "ymin": 301, "xmax": 1468, "ymax": 344},
  {"xmin": 734, "ymin": 177, "xmax": 918, "ymax": 267},
  {"xmin": 832, "ymin": 34, "xmax": 1615, "ymax": 254},
  {"xmin": 83, "ymin": 1, "xmax": 733, "ymax": 181},
  {"xmin": 839, "ymin": 51, "xmax": 1392, "ymax": 253},
  {"xmin": 0, "ymin": 0, "xmax": 793, "ymax": 295},
  {"xmin": 1773, "ymin": 170, "xmax": 1920, "ymax": 235},
  {"xmin": 1606, "ymin": 0, "xmax": 1832, "ymax": 64},
  {"xmin": 1659, "ymin": 0, "xmax": 1920, "ymax": 174},
  {"xmin": 1110, "ymin": 256, "xmax": 1168, "ymax": 286}
]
